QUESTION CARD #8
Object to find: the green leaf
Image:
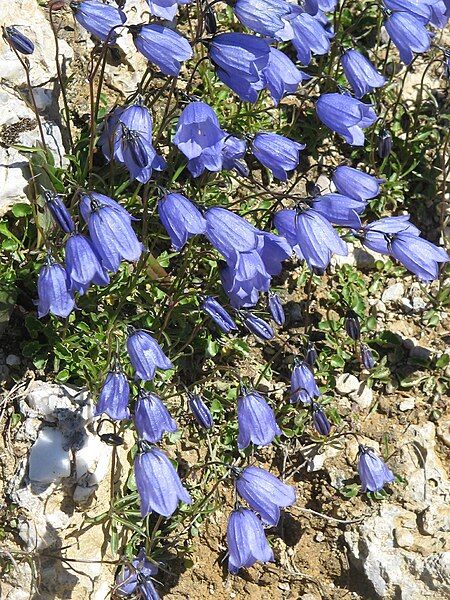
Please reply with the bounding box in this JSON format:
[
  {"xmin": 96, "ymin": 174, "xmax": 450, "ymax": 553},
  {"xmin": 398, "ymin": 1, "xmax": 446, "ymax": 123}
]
[{"xmin": 12, "ymin": 203, "xmax": 32, "ymax": 218}]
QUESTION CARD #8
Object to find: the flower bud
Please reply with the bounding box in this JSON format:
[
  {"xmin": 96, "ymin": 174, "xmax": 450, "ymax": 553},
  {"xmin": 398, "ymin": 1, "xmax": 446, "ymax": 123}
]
[
  {"xmin": 268, "ymin": 292, "xmax": 285, "ymax": 326},
  {"xmin": 188, "ymin": 393, "xmax": 213, "ymax": 430},
  {"xmin": 4, "ymin": 26, "xmax": 34, "ymax": 55},
  {"xmin": 360, "ymin": 343, "xmax": 375, "ymax": 369},
  {"xmin": 378, "ymin": 128, "xmax": 392, "ymax": 159},
  {"xmin": 242, "ymin": 312, "xmax": 274, "ymax": 341},
  {"xmin": 304, "ymin": 341, "xmax": 318, "ymax": 367},
  {"xmin": 312, "ymin": 403, "xmax": 331, "ymax": 436},
  {"xmin": 345, "ymin": 310, "xmax": 360, "ymax": 340}
]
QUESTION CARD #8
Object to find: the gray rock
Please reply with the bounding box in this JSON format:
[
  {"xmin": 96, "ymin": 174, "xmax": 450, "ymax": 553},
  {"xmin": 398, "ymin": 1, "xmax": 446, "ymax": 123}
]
[
  {"xmin": 6, "ymin": 354, "xmax": 20, "ymax": 366},
  {"xmin": 399, "ymin": 398, "xmax": 415, "ymax": 412},
  {"xmin": 28, "ymin": 427, "xmax": 71, "ymax": 484},
  {"xmin": 350, "ymin": 383, "xmax": 373, "ymax": 409},
  {"xmin": 336, "ymin": 373, "xmax": 360, "ymax": 395},
  {"xmin": 382, "ymin": 283, "xmax": 405, "ymax": 303}
]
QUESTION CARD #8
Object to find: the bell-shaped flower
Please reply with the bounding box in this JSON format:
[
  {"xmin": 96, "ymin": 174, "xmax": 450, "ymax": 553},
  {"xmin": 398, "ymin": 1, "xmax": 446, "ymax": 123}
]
[
  {"xmin": 263, "ymin": 47, "xmax": 309, "ymax": 105},
  {"xmin": 378, "ymin": 128, "xmax": 393, "ymax": 158},
  {"xmin": 252, "ymin": 133, "xmax": 305, "ymax": 181},
  {"xmin": 227, "ymin": 508, "xmax": 274, "ymax": 573},
  {"xmin": 188, "ymin": 393, "xmax": 214, "ymax": 429},
  {"xmin": 360, "ymin": 343, "xmax": 375, "ymax": 369},
  {"xmin": 146, "ymin": 0, "xmax": 191, "ymax": 21},
  {"xmin": 99, "ymin": 103, "xmax": 165, "ymax": 183},
  {"xmin": 201, "ymin": 296, "xmax": 237, "ymax": 333},
  {"xmin": 237, "ymin": 389, "xmax": 281, "ymax": 449},
  {"xmin": 234, "ymin": 0, "xmax": 293, "ymax": 37},
  {"xmin": 221, "ymin": 135, "xmax": 248, "ymax": 176},
  {"xmin": 65, "ymin": 234, "xmax": 110, "ymax": 295},
  {"xmin": 130, "ymin": 23, "xmax": 192, "ymax": 76},
  {"xmin": 37, "ymin": 260, "xmax": 75, "ymax": 318},
  {"xmin": 44, "ymin": 191, "xmax": 75, "ymax": 234},
  {"xmin": 209, "ymin": 33, "xmax": 271, "ymax": 102},
  {"xmin": 341, "ymin": 49, "xmax": 386, "ymax": 98},
  {"xmin": 345, "ymin": 310, "xmax": 361, "ymax": 340},
  {"xmin": 134, "ymin": 445, "xmax": 192, "ymax": 517},
  {"xmin": 305, "ymin": 341, "xmax": 318, "ymax": 367},
  {"xmin": 86, "ymin": 198, "xmax": 142, "ymax": 272},
  {"xmin": 312, "ymin": 403, "xmax": 331, "ymax": 436},
  {"xmin": 221, "ymin": 263, "xmax": 266, "ymax": 308},
  {"xmin": 205, "ymin": 207, "xmax": 259, "ymax": 262},
  {"xmin": 94, "ymin": 370, "xmax": 130, "ymax": 420},
  {"xmin": 389, "ymin": 231, "xmax": 449, "ymax": 281},
  {"xmin": 173, "ymin": 102, "xmax": 226, "ymax": 177},
  {"xmin": 332, "ymin": 166, "xmax": 384, "ymax": 202},
  {"xmin": 268, "ymin": 292, "xmax": 285, "ymax": 326},
  {"xmin": 127, "ymin": 330, "xmax": 173, "ymax": 381},
  {"xmin": 242, "ymin": 312, "xmax": 274, "ymax": 340},
  {"xmin": 70, "ymin": 0, "xmax": 126, "ymax": 43},
  {"xmin": 235, "ymin": 466, "xmax": 296, "ymax": 526},
  {"xmin": 273, "ymin": 209, "xmax": 304, "ymax": 259},
  {"xmin": 80, "ymin": 192, "xmax": 135, "ymax": 224},
  {"xmin": 316, "ymin": 93, "xmax": 377, "ymax": 146},
  {"xmin": 116, "ymin": 548, "xmax": 159, "ymax": 598},
  {"xmin": 4, "ymin": 26, "xmax": 34, "ymax": 55},
  {"xmin": 290, "ymin": 359, "xmax": 321, "ymax": 404},
  {"xmin": 158, "ymin": 193, "xmax": 206, "ymax": 251},
  {"xmin": 359, "ymin": 215, "xmax": 420, "ymax": 255},
  {"xmin": 357, "ymin": 445, "xmax": 395, "ymax": 492},
  {"xmin": 289, "ymin": 12, "xmax": 334, "ymax": 66},
  {"xmin": 135, "ymin": 391, "xmax": 177, "ymax": 443},
  {"xmin": 384, "ymin": 0, "xmax": 435, "ymax": 23},
  {"xmin": 384, "ymin": 12, "xmax": 432, "ymax": 65},
  {"xmin": 311, "ymin": 193, "xmax": 365, "ymax": 228}
]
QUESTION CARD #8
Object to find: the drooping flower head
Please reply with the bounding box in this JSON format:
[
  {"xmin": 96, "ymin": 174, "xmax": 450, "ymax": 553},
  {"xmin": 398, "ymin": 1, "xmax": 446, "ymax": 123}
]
[
  {"xmin": 65, "ymin": 233, "xmax": 110, "ymax": 295},
  {"xmin": 237, "ymin": 388, "xmax": 281, "ymax": 449},
  {"xmin": 94, "ymin": 369, "xmax": 130, "ymax": 421},
  {"xmin": 252, "ymin": 133, "xmax": 305, "ymax": 181},
  {"xmin": 221, "ymin": 134, "xmax": 248, "ymax": 176},
  {"xmin": 332, "ymin": 166, "xmax": 384, "ymax": 202},
  {"xmin": 126, "ymin": 330, "xmax": 173, "ymax": 381},
  {"xmin": 4, "ymin": 26, "xmax": 34, "ymax": 55},
  {"xmin": 235, "ymin": 466, "xmax": 296, "ymax": 526},
  {"xmin": 134, "ymin": 445, "xmax": 192, "ymax": 517},
  {"xmin": 288, "ymin": 11, "xmax": 334, "ymax": 66},
  {"xmin": 201, "ymin": 296, "xmax": 238, "ymax": 333},
  {"xmin": 70, "ymin": 0, "xmax": 126, "ymax": 43},
  {"xmin": 158, "ymin": 193, "xmax": 206, "ymax": 250},
  {"xmin": 268, "ymin": 292, "xmax": 285, "ymax": 326},
  {"xmin": 360, "ymin": 343, "xmax": 375, "ymax": 369},
  {"xmin": 357, "ymin": 445, "xmax": 395, "ymax": 492},
  {"xmin": 116, "ymin": 548, "xmax": 159, "ymax": 599},
  {"xmin": 242, "ymin": 311, "xmax": 274, "ymax": 340},
  {"xmin": 134, "ymin": 390, "xmax": 177, "ymax": 443},
  {"xmin": 312, "ymin": 403, "xmax": 331, "ymax": 436},
  {"xmin": 341, "ymin": 49, "xmax": 386, "ymax": 98},
  {"xmin": 384, "ymin": 11, "xmax": 432, "ymax": 65},
  {"xmin": 234, "ymin": 0, "xmax": 293, "ymax": 37},
  {"xmin": 263, "ymin": 47, "xmax": 310, "ymax": 106},
  {"xmin": 188, "ymin": 393, "xmax": 214, "ymax": 429},
  {"xmin": 146, "ymin": 0, "xmax": 191, "ymax": 21},
  {"xmin": 44, "ymin": 190, "xmax": 75, "ymax": 234},
  {"xmin": 227, "ymin": 508, "xmax": 274, "ymax": 573},
  {"xmin": 209, "ymin": 33, "xmax": 270, "ymax": 102},
  {"xmin": 37, "ymin": 258, "xmax": 75, "ymax": 319},
  {"xmin": 290, "ymin": 358, "xmax": 321, "ymax": 404},
  {"xmin": 173, "ymin": 102, "xmax": 226, "ymax": 177},
  {"xmin": 316, "ymin": 92, "xmax": 378, "ymax": 146},
  {"xmin": 130, "ymin": 23, "xmax": 192, "ymax": 76}
]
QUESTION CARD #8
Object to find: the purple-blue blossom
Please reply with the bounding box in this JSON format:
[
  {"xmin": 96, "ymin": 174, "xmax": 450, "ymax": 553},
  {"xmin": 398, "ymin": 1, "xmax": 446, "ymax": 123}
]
[
  {"xmin": 94, "ymin": 370, "xmax": 130, "ymax": 421},
  {"xmin": 158, "ymin": 193, "xmax": 206, "ymax": 250},
  {"xmin": 332, "ymin": 166, "xmax": 384, "ymax": 202},
  {"xmin": 188, "ymin": 393, "xmax": 214, "ymax": 429},
  {"xmin": 4, "ymin": 26, "xmax": 34, "ymax": 55},
  {"xmin": 130, "ymin": 23, "xmax": 192, "ymax": 76},
  {"xmin": 357, "ymin": 445, "xmax": 395, "ymax": 492},
  {"xmin": 237, "ymin": 389, "xmax": 281, "ymax": 449},
  {"xmin": 135, "ymin": 390, "xmax": 177, "ymax": 443},
  {"xmin": 268, "ymin": 292, "xmax": 285, "ymax": 326},
  {"xmin": 127, "ymin": 330, "xmax": 173, "ymax": 381},
  {"xmin": 146, "ymin": 0, "xmax": 190, "ymax": 21},
  {"xmin": 316, "ymin": 93, "xmax": 377, "ymax": 146},
  {"xmin": 201, "ymin": 296, "xmax": 238, "ymax": 333},
  {"xmin": 341, "ymin": 49, "xmax": 386, "ymax": 98},
  {"xmin": 252, "ymin": 133, "xmax": 305, "ymax": 181},
  {"xmin": 264, "ymin": 47, "xmax": 309, "ymax": 105},
  {"xmin": 290, "ymin": 359, "xmax": 321, "ymax": 404},
  {"xmin": 37, "ymin": 260, "xmax": 75, "ymax": 319},
  {"xmin": 384, "ymin": 12, "xmax": 432, "ymax": 65},
  {"xmin": 116, "ymin": 548, "xmax": 159, "ymax": 599},
  {"xmin": 227, "ymin": 508, "xmax": 274, "ymax": 573},
  {"xmin": 65, "ymin": 233, "xmax": 110, "ymax": 295},
  {"xmin": 70, "ymin": 0, "xmax": 126, "ymax": 43},
  {"xmin": 44, "ymin": 191, "xmax": 75, "ymax": 234}
]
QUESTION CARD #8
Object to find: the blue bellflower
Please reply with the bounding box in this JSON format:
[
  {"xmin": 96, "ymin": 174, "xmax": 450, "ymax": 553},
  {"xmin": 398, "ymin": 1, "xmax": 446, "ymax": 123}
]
[
  {"xmin": 234, "ymin": 0, "xmax": 293, "ymax": 37},
  {"xmin": 83, "ymin": 194, "xmax": 142, "ymax": 272},
  {"xmin": 384, "ymin": 0, "xmax": 436, "ymax": 23},
  {"xmin": 332, "ymin": 166, "xmax": 384, "ymax": 202},
  {"xmin": 100, "ymin": 102, "xmax": 166, "ymax": 184},
  {"xmin": 359, "ymin": 215, "xmax": 420, "ymax": 255},
  {"xmin": 127, "ymin": 330, "xmax": 173, "ymax": 381},
  {"xmin": 312, "ymin": 403, "xmax": 331, "ymax": 436},
  {"xmin": 134, "ymin": 446, "xmax": 192, "ymax": 517},
  {"xmin": 4, "ymin": 26, "xmax": 34, "ymax": 55},
  {"xmin": 221, "ymin": 134, "xmax": 248, "ymax": 176},
  {"xmin": 264, "ymin": 47, "xmax": 309, "ymax": 105},
  {"xmin": 65, "ymin": 234, "xmax": 110, "ymax": 295},
  {"xmin": 205, "ymin": 207, "xmax": 259, "ymax": 262},
  {"xmin": 201, "ymin": 296, "xmax": 238, "ymax": 333},
  {"xmin": 389, "ymin": 231, "xmax": 449, "ymax": 281},
  {"xmin": 158, "ymin": 193, "xmax": 206, "ymax": 251},
  {"xmin": 236, "ymin": 466, "xmax": 296, "ymax": 526},
  {"xmin": 360, "ymin": 343, "xmax": 375, "ymax": 369},
  {"xmin": 70, "ymin": 0, "xmax": 126, "ymax": 43},
  {"xmin": 357, "ymin": 445, "xmax": 395, "ymax": 492},
  {"xmin": 384, "ymin": 12, "xmax": 432, "ymax": 65},
  {"xmin": 227, "ymin": 508, "xmax": 274, "ymax": 573},
  {"xmin": 311, "ymin": 193, "xmax": 365, "ymax": 229},
  {"xmin": 146, "ymin": 0, "xmax": 191, "ymax": 21},
  {"xmin": 341, "ymin": 49, "xmax": 386, "ymax": 98},
  {"xmin": 188, "ymin": 393, "xmax": 214, "ymax": 429},
  {"xmin": 37, "ymin": 261, "xmax": 75, "ymax": 319},
  {"xmin": 242, "ymin": 312, "xmax": 274, "ymax": 340},
  {"xmin": 268, "ymin": 292, "xmax": 285, "ymax": 326},
  {"xmin": 285, "ymin": 11, "xmax": 333, "ymax": 66},
  {"xmin": 94, "ymin": 370, "xmax": 130, "ymax": 420},
  {"xmin": 44, "ymin": 191, "xmax": 75, "ymax": 234},
  {"xmin": 209, "ymin": 33, "xmax": 270, "ymax": 102},
  {"xmin": 237, "ymin": 389, "xmax": 281, "ymax": 449},
  {"xmin": 79, "ymin": 192, "xmax": 135, "ymax": 224},
  {"xmin": 290, "ymin": 359, "xmax": 321, "ymax": 404},
  {"xmin": 116, "ymin": 548, "xmax": 159, "ymax": 599},
  {"xmin": 135, "ymin": 391, "xmax": 177, "ymax": 443},
  {"xmin": 316, "ymin": 93, "xmax": 377, "ymax": 146},
  {"xmin": 252, "ymin": 133, "xmax": 305, "ymax": 181},
  {"xmin": 173, "ymin": 102, "xmax": 226, "ymax": 177},
  {"xmin": 130, "ymin": 23, "xmax": 192, "ymax": 76}
]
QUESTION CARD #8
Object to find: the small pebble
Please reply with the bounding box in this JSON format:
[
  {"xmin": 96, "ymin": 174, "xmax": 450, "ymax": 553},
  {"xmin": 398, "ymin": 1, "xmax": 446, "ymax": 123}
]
[
  {"xmin": 399, "ymin": 398, "xmax": 415, "ymax": 412},
  {"xmin": 381, "ymin": 282, "xmax": 404, "ymax": 303},
  {"xmin": 6, "ymin": 354, "xmax": 20, "ymax": 367}
]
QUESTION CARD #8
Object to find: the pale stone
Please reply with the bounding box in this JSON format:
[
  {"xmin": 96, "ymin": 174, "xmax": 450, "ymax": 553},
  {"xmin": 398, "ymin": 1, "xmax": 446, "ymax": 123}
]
[
  {"xmin": 382, "ymin": 283, "xmax": 405, "ymax": 303},
  {"xmin": 336, "ymin": 373, "xmax": 360, "ymax": 395},
  {"xmin": 350, "ymin": 383, "xmax": 373, "ymax": 409},
  {"xmin": 399, "ymin": 398, "xmax": 415, "ymax": 412},
  {"xmin": 29, "ymin": 427, "xmax": 71, "ymax": 484},
  {"xmin": 5, "ymin": 354, "xmax": 20, "ymax": 366}
]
